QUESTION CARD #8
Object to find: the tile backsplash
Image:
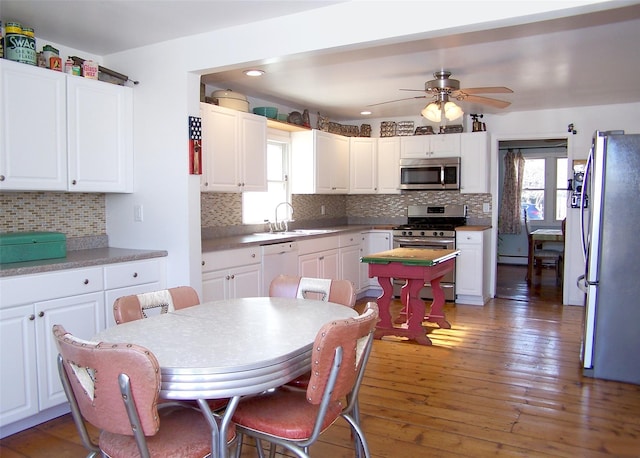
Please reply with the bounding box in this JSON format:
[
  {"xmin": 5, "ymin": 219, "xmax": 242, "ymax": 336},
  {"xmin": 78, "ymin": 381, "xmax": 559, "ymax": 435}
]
[
  {"xmin": 201, "ymin": 191, "xmax": 491, "ymax": 229},
  {"xmin": 1, "ymin": 192, "xmax": 106, "ymax": 236}
]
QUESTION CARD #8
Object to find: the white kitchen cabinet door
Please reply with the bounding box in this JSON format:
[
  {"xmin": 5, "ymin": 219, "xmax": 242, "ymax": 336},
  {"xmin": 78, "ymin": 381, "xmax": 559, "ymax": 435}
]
[
  {"xmin": 201, "ymin": 103, "xmax": 239, "ymax": 192},
  {"xmin": 339, "ymin": 243, "xmax": 361, "ymax": 291},
  {"xmin": 66, "ymin": 76, "xmax": 133, "ymax": 192},
  {"xmin": 460, "ymin": 132, "xmax": 490, "ymax": 194},
  {"xmin": 291, "ymin": 130, "xmax": 349, "ymax": 194},
  {"xmin": 400, "ymin": 133, "xmax": 460, "ymax": 158},
  {"xmin": 317, "ymin": 131, "xmax": 349, "ymax": 193},
  {"xmin": 35, "ymin": 292, "xmax": 105, "ymax": 410},
  {"xmin": 349, "ymin": 137, "xmax": 377, "ymax": 194},
  {"xmin": 227, "ymin": 264, "xmax": 262, "ymax": 299},
  {"xmin": 238, "ymin": 111, "xmax": 267, "ymax": 192},
  {"xmin": 361, "ymin": 230, "xmax": 393, "ymax": 288},
  {"xmin": 202, "ymin": 264, "xmax": 261, "ymax": 302},
  {"xmin": 0, "ymin": 304, "xmax": 39, "ymax": 427},
  {"xmin": 299, "ymin": 248, "xmax": 339, "ymax": 280},
  {"xmin": 0, "ymin": 59, "xmax": 67, "ymax": 191},
  {"xmin": 455, "ymin": 229, "xmax": 490, "ymax": 305},
  {"xmin": 200, "ymin": 103, "xmax": 267, "ymax": 193},
  {"xmin": 377, "ymin": 137, "xmax": 401, "ymax": 194}
]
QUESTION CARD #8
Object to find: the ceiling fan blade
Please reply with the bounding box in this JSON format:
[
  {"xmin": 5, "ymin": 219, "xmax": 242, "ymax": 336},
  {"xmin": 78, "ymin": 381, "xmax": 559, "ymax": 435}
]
[
  {"xmin": 399, "ymin": 88, "xmax": 427, "ymax": 92},
  {"xmin": 455, "ymin": 86, "xmax": 513, "ymax": 95},
  {"xmin": 461, "ymin": 94, "xmax": 511, "ymax": 109},
  {"xmin": 367, "ymin": 95, "xmax": 427, "ymax": 107}
]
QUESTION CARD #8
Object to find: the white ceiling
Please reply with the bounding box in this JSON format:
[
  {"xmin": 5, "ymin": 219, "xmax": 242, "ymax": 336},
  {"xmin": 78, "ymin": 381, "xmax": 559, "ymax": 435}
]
[{"xmin": 3, "ymin": 1, "xmax": 640, "ymax": 121}]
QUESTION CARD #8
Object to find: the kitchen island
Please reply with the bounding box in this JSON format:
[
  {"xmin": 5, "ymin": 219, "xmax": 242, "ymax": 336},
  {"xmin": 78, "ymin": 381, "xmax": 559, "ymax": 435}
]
[{"xmin": 361, "ymin": 247, "xmax": 459, "ymax": 345}]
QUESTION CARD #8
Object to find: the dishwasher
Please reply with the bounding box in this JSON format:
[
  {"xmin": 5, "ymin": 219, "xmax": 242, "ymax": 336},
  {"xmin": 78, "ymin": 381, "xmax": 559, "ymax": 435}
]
[{"xmin": 261, "ymin": 241, "xmax": 299, "ymax": 296}]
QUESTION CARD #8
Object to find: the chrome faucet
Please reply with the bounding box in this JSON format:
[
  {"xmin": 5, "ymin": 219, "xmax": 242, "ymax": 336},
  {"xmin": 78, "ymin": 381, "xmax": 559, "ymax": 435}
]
[{"xmin": 273, "ymin": 201, "xmax": 294, "ymax": 232}]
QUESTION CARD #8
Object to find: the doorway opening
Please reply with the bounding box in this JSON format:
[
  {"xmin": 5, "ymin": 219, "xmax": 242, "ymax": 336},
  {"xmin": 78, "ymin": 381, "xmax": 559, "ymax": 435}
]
[{"xmin": 496, "ymin": 138, "xmax": 568, "ymax": 302}]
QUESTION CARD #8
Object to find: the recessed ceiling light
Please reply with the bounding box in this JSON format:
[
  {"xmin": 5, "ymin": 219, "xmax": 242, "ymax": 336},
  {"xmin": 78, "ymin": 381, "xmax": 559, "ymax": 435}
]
[
  {"xmin": 244, "ymin": 69, "xmax": 265, "ymax": 77},
  {"xmin": 360, "ymin": 110, "xmax": 372, "ymax": 115}
]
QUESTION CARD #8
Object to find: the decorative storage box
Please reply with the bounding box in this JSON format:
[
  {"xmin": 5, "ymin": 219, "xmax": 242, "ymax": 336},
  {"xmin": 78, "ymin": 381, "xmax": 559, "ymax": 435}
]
[{"xmin": 0, "ymin": 232, "xmax": 67, "ymax": 264}]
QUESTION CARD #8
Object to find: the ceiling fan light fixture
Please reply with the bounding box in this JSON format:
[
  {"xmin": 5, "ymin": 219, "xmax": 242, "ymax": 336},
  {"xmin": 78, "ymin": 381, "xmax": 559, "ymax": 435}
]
[
  {"xmin": 444, "ymin": 101, "xmax": 464, "ymax": 121},
  {"xmin": 421, "ymin": 102, "xmax": 442, "ymax": 122}
]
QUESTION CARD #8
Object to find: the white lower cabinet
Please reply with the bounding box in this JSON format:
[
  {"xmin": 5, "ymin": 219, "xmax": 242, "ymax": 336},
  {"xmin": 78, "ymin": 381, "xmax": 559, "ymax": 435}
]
[
  {"xmin": 360, "ymin": 230, "xmax": 393, "ymax": 291},
  {"xmin": 455, "ymin": 229, "xmax": 491, "ymax": 305},
  {"xmin": 297, "ymin": 236, "xmax": 340, "ymax": 280},
  {"xmin": 103, "ymin": 259, "xmax": 166, "ymax": 328},
  {"xmin": 0, "ymin": 257, "xmax": 166, "ymax": 436},
  {"xmin": 338, "ymin": 233, "xmax": 362, "ymax": 291},
  {"xmin": 201, "ymin": 246, "xmax": 262, "ymax": 302},
  {"xmin": 0, "ymin": 267, "xmax": 105, "ymax": 431}
]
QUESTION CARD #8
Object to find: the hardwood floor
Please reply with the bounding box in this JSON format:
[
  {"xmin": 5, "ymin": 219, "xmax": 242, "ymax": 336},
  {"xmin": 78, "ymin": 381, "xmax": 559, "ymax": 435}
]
[{"xmin": 2, "ymin": 265, "xmax": 639, "ymax": 457}]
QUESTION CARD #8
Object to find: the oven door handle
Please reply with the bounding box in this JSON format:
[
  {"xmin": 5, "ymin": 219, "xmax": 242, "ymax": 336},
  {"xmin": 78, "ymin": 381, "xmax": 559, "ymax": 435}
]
[{"xmin": 394, "ymin": 237, "xmax": 455, "ymax": 247}]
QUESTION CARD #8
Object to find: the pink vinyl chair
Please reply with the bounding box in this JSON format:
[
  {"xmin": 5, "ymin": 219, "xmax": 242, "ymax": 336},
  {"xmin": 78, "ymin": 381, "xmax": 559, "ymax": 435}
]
[
  {"xmin": 270, "ymin": 275, "xmax": 355, "ymax": 390},
  {"xmin": 269, "ymin": 275, "xmax": 355, "ymax": 308},
  {"xmin": 112, "ymin": 286, "xmax": 228, "ymax": 412},
  {"xmin": 231, "ymin": 302, "xmax": 379, "ymax": 458},
  {"xmin": 53, "ymin": 324, "xmax": 236, "ymax": 458},
  {"xmin": 113, "ymin": 286, "xmax": 200, "ymax": 324}
]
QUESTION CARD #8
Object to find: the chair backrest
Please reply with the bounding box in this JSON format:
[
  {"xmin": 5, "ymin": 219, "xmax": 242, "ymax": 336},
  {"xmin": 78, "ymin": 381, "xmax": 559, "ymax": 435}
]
[
  {"xmin": 305, "ymin": 302, "xmax": 379, "ymax": 405},
  {"xmin": 269, "ymin": 275, "xmax": 355, "ymax": 308},
  {"xmin": 113, "ymin": 286, "xmax": 200, "ymax": 324},
  {"xmin": 53, "ymin": 324, "xmax": 161, "ymax": 437},
  {"xmin": 523, "ymin": 208, "xmax": 531, "ymax": 234}
]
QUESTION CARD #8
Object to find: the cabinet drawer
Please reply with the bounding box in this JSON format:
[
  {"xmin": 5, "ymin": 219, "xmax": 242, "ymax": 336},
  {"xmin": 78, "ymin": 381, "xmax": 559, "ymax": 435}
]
[
  {"xmin": 202, "ymin": 246, "xmax": 261, "ymax": 273},
  {"xmin": 339, "ymin": 233, "xmax": 360, "ymax": 248},
  {"xmin": 0, "ymin": 267, "xmax": 104, "ymax": 308},
  {"xmin": 297, "ymin": 236, "xmax": 340, "ymax": 256},
  {"xmin": 104, "ymin": 259, "xmax": 162, "ymax": 289},
  {"xmin": 457, "ymin": 231, "xmax": 483, "ymax": 244}
]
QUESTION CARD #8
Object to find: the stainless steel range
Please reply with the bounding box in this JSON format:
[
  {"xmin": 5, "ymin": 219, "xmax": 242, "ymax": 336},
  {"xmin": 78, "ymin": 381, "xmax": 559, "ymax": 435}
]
[{"xmin": 392, "ymin": 204, "xmax": 467, "ymax": 301}]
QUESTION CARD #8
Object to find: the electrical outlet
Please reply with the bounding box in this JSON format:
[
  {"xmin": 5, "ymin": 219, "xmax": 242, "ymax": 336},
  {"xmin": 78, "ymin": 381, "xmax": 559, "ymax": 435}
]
[
  {"xmin": 483, "ymin": 203, "xmax": 491, "ymax": 213},
  {"xmin": 134, "ymin": 204, "xmax": 144, "ymax": 222},
  {"xmin": 320, "ymin": 205, "xmax": 326, "ymax": 215}
]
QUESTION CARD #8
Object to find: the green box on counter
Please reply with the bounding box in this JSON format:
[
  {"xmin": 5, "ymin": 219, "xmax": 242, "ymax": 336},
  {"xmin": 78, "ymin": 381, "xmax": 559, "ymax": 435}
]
[{"xmin": 0, "ymin": 232, "xmax": 67, "ymax": 264}]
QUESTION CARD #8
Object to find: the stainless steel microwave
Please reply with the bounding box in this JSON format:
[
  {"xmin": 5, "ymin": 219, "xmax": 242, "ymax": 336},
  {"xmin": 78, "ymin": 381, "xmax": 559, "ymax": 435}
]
[{"xmin": 399, "ymin": 157, "xmax": 460, "ymax": 190}]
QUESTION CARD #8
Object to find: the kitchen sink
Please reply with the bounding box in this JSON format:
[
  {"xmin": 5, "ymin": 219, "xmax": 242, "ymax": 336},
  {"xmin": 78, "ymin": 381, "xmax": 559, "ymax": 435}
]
[
  {"xmin": 252, "ymin": 229, "xmax": 336, "ymax": 238},
  {"xmin": 289, "ymin": 229, "xmax": 336, "ymax": 235}
]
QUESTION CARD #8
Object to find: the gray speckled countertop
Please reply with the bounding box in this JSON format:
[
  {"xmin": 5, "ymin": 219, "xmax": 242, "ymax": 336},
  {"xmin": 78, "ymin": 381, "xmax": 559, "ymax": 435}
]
[
  {"xmin": 0, "ymin": 247, "xmax": 168, "ymax": 278},
  {"xmin": 201, "ymin": 225, "xmax": 392, "ymax": 252}
]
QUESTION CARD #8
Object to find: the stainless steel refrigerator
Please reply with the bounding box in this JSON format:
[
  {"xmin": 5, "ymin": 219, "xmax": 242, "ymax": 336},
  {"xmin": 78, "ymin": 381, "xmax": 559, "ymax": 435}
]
[{"xmin": 578, "ymin": 130, "xmax": 640, "ymax": 384}]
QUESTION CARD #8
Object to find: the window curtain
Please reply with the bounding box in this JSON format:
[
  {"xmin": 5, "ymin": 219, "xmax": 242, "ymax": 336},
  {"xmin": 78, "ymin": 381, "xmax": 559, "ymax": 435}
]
[{"xmin": 498, "ymin": 149, "xmax": 525, "ymax": 234}]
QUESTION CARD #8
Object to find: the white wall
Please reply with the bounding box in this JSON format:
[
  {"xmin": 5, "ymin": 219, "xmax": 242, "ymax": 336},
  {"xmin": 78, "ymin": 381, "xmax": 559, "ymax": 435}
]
[
  {"xmin": 487, "ymin": 102, "xmax": 640, "ymax": 305},
  {"xmin": 94, "ymin": 1, "xmax": 620, "ymax": 296}
]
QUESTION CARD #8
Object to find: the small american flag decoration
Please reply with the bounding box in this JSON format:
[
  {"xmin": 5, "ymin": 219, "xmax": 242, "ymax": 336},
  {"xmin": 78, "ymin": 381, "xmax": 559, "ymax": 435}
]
[{"xmin": 189, "ymin": 116, "xmax": 202, "ymax": 175}]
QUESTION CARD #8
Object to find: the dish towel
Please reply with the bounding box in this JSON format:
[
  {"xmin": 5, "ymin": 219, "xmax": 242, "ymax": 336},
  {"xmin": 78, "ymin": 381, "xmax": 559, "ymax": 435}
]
[{"xmin": 137, "ymin": 289, "xmax": 175, "ymax": 318}]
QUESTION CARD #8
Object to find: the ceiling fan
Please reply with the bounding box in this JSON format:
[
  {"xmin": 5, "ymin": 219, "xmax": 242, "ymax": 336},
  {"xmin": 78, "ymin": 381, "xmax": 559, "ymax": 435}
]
[{"xmin": 370, "ymin": 70, "xmax": 513, "ymax": 111}]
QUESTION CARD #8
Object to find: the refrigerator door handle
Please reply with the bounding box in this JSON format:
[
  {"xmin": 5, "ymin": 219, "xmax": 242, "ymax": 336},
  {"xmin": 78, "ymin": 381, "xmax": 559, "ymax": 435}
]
[
  {"xmin": 580, "ymin": 147, "xmax": 593, "ymax": 262},
  {"xmin": 577, "ymin": 274, "xmax": 587, "ymax": 293}
]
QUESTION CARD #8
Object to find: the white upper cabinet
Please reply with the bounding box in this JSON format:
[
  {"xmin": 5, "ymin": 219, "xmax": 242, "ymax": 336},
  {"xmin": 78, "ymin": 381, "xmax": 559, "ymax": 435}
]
[
  {"xmin": 459, "ymin": 132, "xmax": 490, "ymax": 194},
  {"xmin": 200, "ymin": 103, "xmax": 267, "ymax": 193},
  {"xmin": 0, "ymin": 60, "xmax": 133, "ymax": 193},
  {"xmin": 0, "ymin": 59, "xmax": 67, "ymax": 191},
  {"xmin": 376, "ymin": 137, "xmax": 401, "ymax": 194},
  {"xmin": 291, "ymin": 130, "xmax": 349, "ymax": 194},
  {"xmin": 400, "ymin": 133, "xmax": 460, "ymax": 158},
  {"xmin": 349, "ymin": 137, "xmax": 377, "ymax": 194},
  {"xmin": 67, "ymin": 76, "xmax": 133, "ymax": 192}
]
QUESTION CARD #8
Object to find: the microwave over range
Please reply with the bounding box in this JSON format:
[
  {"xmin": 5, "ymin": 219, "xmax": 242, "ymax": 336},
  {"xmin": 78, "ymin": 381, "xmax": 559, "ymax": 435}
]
[{"xmin": 399, "ymin": 157, "xmax": 460, "ymax": 190}]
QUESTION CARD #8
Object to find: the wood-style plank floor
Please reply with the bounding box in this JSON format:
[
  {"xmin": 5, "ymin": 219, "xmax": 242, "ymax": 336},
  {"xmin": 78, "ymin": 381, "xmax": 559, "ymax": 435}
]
[{"xmin": 2, "ymin": 265, "xmax": 639, "ymax": 457}]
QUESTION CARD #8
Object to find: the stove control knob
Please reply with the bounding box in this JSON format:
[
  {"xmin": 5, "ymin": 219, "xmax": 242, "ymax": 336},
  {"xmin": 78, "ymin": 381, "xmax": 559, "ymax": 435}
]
[
  {"xmin": 432, "ymin": 231, "xmax": 438, "ymax": 237},
  {"xmin": 407, "ymin": 231, "xmax": 412, "ymax": 236},
  {"xmin": 439, "ymin": 231, "xmax": 444, "ymax": 237},
  {"xmin": 420, "ymin": 231, "xmax": 426, "ymax": 236}
]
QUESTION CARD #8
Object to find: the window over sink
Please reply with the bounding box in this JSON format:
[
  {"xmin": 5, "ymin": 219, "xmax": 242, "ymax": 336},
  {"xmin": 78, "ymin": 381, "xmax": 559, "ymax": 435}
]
[{"xmin": 242, "ymin": 138, "xmax": 290, "ymax": 225}]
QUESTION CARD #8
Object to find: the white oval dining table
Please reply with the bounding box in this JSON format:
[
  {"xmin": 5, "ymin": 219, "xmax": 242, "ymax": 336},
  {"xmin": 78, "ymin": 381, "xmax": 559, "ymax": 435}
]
[{"xmin": 92, "ymin": 296, "xmax": 357, "ymax": 458}]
